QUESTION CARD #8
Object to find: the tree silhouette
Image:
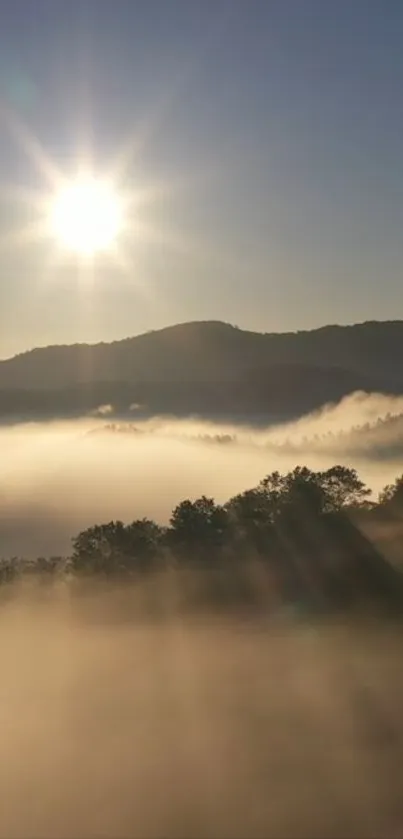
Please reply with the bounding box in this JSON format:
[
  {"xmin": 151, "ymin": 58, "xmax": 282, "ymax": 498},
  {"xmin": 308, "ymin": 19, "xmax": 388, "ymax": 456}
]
[
  {"xmin": 318, "ymin": 466, "xmax": 372, "ymax": 511},
  {"xmin": 168, "ymin": 496, "xmax": 230, "ymax": 560},
  {"xmin": 225, "ymin": 487, "xmax": 275, "ymax": 555},
  {"xmin": 71, "ymin": 518, "xmax": 164, "ymax": 575},
  {"xmin": 71, "ymin": 521, "xmax": 128, "ymax": 575},
  {"xmin": 379, "ymin": 474, "xmax": 403, "ymax": 511},
  {"xmin": 2, "ymin": 461, "xmax": 400, "ymax": 616},
  {"xmin": 125, "ymin": 519, "xmax": 165, "ymax": 568}
]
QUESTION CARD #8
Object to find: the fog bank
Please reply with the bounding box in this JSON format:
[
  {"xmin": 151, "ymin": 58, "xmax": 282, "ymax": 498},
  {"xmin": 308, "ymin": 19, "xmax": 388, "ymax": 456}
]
[{"xmin": 2, "ymin": 391, "xmax": 403, "ymax": 557}]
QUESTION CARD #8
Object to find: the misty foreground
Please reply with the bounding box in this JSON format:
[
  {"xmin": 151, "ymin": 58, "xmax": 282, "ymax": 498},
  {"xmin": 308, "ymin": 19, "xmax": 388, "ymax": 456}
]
[
  {"xmin": 1, "ymin": 579, "xmax": 403, "ymax": 839},
  {"xmin": 2, "ymin": 462, "xmax": 403, "ymax": 837}
]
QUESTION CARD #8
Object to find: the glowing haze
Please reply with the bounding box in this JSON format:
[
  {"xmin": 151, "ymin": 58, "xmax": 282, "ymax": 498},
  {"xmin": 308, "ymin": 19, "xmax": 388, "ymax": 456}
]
[{"xmin": 2, "ymin": 391, "xmax": 403, "ymax": 559}]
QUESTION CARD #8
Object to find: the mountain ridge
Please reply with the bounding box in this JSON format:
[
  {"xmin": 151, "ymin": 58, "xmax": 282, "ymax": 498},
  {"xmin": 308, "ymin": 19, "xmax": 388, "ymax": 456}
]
[
  {"xmin": 1, "ymin": 319, "xmax": 403, "ymax": 421},
  {"xmin": 4, "ymin": 318, "xmax": 403, "ymax": 362}
]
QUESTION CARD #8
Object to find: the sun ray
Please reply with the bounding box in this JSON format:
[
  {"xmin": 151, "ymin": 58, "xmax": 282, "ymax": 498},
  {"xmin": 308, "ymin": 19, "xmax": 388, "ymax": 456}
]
[
  {"xmin": 104, "ymin": 9, "xmax": 234, "ymax": 185},
  {"xmin": 0, "ymin": 183, "xmax": 48, "ymax": 206},
  {"xmin": 0, "ymin": 99, "xmax": 230, "ymax": 292},
  {"xmin": 0, "ymin": 104, "xmax": 64, "ymax": 190},
  {"xmin": 0, "ymin": 218, "xmax": 50, "ymax": 252}
]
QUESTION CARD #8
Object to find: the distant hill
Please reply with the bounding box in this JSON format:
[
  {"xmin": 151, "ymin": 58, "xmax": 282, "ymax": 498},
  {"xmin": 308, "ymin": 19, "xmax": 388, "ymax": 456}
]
[{"xmin": 1, "ymin": 320, "xmax": 403, "ymax": 422}]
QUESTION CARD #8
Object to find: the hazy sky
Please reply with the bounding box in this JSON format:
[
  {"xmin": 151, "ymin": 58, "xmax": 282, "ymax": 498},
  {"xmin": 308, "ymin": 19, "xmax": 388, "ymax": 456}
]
[{"xmin": 1, "ymin": 0, "xmax": 403, "ymax": 357}]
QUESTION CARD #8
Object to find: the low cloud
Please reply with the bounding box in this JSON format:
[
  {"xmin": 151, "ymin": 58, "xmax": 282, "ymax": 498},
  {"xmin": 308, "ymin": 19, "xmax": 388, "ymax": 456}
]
[{"xmin": 1, "ymin": 391, "xmax": 403, "ymax": 557}]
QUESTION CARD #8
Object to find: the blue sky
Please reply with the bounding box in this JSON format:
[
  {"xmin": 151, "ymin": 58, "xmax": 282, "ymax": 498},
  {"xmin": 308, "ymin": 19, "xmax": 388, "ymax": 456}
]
[{"xmin": 1, "ymin": 0, "xmax": 403, "ymax": 356}]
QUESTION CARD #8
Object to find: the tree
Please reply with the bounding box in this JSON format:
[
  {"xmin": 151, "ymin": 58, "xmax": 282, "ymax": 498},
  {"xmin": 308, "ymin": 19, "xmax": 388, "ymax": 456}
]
[
  {"xmin": 225, "ymin": 487, "xmax": 275, "ymax": 553},
  {"xmin": 259, "ymin": 465, "xmax": 371, "ymax": 517},
  {"xmin": 379, "ymin": 474, "xmax": 403, "ymax": 509},
  {"xmin": 125, "ymin": 518, "xmax": 165, "ymax": 569},
  {"xmin": 317, "ymin": 466, "xmax": 372, "ymax": 512},
  {"xmin": 71, "ymin": 518, "xmax": 163, "ymax": 575},
  {"xmin": 168, "ymin": 496, "xmax": 230, "ymax": 559},
  {"xmin": 71, "ymin": 521, "xmax": 128, "ymax": 575}
]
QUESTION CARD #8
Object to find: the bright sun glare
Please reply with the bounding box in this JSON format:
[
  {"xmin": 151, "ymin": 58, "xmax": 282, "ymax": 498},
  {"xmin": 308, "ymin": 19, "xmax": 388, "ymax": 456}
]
[
  {"xmin": 49, "ymin": 177, "xmax": 123, "ymax": 256},
  {"xmin": 3, "ymin": 109, "xmax": 188, "ymax": 275}
]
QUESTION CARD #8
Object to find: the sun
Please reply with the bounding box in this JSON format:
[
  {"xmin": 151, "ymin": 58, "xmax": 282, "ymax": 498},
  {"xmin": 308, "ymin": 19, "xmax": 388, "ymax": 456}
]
[{"xmin": 49, "ymin": 177, "xmax": 123, "ymax": 256}]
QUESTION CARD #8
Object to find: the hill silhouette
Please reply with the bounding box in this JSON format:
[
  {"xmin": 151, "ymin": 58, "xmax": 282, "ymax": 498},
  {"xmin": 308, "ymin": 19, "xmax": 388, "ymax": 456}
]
[{"xmin": 1, "ymin": 319, "xmax": 403, "ymax": 421}]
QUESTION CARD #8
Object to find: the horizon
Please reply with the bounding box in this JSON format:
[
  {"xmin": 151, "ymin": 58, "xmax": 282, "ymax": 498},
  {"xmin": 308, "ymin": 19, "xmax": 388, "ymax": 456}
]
[{"xmin": 3, "ymin": 315, "xmax": 403, "ymax": 362}]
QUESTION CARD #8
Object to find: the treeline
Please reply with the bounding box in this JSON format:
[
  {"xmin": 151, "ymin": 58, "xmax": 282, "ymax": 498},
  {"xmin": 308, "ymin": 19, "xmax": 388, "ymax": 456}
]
[
  {"xmin": 2, "ymin": 465, "xmax": 403, "ymax": 613},
  {"xmin": 87, "ymin": 415, "xmax": 403, "ymax": 461}
]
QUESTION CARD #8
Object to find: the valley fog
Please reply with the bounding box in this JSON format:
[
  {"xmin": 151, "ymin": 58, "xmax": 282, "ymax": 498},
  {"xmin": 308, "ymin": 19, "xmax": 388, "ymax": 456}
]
[
  {"xmin": 1, "ymin": 583, "xmax": 403, "ymax": 839},
  {"xmin": 1, "ymin": 393, "xmax": 403, "ymax": 838},
  {"xmin": 2, "ymin": 390, "xmax": 403, "ymax": 558}
]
